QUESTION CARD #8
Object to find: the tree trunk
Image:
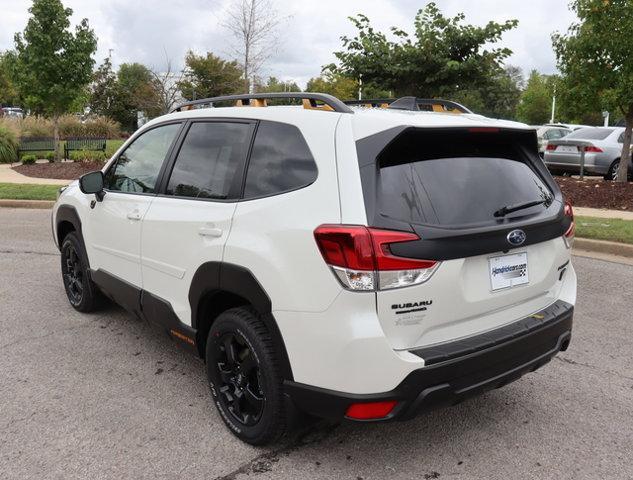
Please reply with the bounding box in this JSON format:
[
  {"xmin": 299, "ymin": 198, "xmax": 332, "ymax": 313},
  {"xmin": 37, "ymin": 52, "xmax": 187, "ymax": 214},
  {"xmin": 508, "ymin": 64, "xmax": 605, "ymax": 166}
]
[
  {"xmin": 53, "ymin": 115, "xmax": 61, "ymax": 162},
  {"xmin": 617, "ymin": 111, "xmax": 633, "ymax": 182}
]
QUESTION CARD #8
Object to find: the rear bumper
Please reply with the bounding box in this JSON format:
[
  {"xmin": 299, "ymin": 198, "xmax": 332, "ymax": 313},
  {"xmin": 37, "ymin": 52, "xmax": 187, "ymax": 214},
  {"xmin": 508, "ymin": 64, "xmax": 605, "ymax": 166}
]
[{"xmin": 284, "ymin": 300, "xmax": 573, "ymax": 421}]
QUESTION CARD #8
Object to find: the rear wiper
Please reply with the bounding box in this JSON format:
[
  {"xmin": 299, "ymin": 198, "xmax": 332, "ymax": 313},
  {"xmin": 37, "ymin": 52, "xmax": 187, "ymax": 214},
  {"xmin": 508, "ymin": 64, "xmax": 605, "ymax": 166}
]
[{"xmin": 494, "ymin": 199, "xmax": 547, "ymax": 217}]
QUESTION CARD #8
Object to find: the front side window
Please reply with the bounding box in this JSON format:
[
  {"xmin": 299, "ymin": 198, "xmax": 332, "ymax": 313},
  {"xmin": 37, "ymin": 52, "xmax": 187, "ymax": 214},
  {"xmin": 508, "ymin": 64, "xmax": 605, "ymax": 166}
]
[
  {"xmin": 166, "ymin": 122, "xmax": 253, "ymax": 200},
  {"xmin": 106, "ymin": 123, "xmax": 181, "ymax": 193},
  {"xmin": 243, "ymin": 121, "xmax": 318, "ymax": 198}
]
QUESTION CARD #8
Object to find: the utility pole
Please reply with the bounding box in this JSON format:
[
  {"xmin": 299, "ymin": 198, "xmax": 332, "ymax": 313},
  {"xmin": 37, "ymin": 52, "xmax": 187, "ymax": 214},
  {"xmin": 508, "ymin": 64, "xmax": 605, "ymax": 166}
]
[
  {"xmin": 358, "ymin": 74, "xmax": 362, "ymax": 101},
  {"xmin": 550, "ymin": 85, "xmax": 557, "ymax": 124}
]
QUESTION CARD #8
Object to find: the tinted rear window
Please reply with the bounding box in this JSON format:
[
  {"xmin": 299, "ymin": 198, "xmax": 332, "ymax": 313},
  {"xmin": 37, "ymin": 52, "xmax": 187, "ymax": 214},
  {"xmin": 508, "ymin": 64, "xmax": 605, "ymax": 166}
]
[
  {"xmin": 243, "ymin": 121, "xmax": 317, "ymax": 198},
  {"xmin": 377, "ymin": 129, "xmax": 553, "ymax": 227},
  {"xmin": 566, "ymin": 128, "xmax": 613, "ymax": 140}
]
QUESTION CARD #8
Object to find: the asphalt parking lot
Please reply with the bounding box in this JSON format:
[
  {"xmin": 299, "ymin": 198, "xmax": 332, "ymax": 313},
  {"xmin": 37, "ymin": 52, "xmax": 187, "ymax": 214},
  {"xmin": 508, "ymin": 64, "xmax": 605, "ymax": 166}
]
[{"xmin": 1, "ymin": 208, "xmax": 632, "ymax": 480}]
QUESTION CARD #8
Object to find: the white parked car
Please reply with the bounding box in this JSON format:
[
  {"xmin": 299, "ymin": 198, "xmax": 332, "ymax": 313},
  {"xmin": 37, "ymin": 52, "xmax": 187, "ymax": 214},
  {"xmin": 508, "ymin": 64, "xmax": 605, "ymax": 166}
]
[
  {"xmin": 52, "ymin": 93, "xmax": 577, "ymax": 445},
  {"xmin": 535, "ymin": 125, "xmax": 572, "ymax": 157}
]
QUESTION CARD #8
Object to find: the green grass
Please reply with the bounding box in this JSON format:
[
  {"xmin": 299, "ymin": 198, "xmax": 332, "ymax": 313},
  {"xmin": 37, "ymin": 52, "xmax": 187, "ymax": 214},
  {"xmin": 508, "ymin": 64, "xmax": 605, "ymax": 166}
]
[
  {"xmin": 576, "ymin": 215, "xmax": 633, "ymax": 245},
  {"xmin": 0, "ymin": 183, "xmax": 64, "ymax": 201}
]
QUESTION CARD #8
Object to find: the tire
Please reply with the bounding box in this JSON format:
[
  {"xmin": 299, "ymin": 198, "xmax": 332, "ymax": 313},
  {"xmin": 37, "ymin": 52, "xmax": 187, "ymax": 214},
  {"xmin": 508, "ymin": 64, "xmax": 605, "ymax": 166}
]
[
  {"xmin": 206, "ymin": 307, "xmax": 287, "ymax": 445},
  {"xmin": 60, "ymin": 231, "xmax": 101, "ymax": 312},
  {"xmin": 604, "ymin": 160, "xmax": 620, "ymax": 181}
]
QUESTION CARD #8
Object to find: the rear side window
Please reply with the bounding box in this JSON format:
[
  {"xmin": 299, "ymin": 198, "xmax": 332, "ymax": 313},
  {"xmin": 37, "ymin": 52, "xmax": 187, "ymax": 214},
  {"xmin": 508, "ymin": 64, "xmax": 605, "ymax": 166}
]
[
  {"xmin": 243, "ymin": 121, "xmax": 317, "ymax": 198},
  {"xmin": 566, "ymin": 128, "xmax": 613, "ymax": 140},
  {"xmin": 377, "ymin": 129, "xmax": 553, "ymax": 227},
  {"xmin": 166, "ymin": 122, "xmax": 253, "ymax": 200}
]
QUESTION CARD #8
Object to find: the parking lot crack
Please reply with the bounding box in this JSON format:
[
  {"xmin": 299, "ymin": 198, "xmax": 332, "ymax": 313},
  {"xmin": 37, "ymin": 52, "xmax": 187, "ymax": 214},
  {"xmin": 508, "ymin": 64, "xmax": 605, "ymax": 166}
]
[
  {"xmin": 0, "ymin": 248, "xmax": 59, "ymax": 256},
  {"xmin": 212, "ymin": 422, "xmax": 338, "ymax": 480}
]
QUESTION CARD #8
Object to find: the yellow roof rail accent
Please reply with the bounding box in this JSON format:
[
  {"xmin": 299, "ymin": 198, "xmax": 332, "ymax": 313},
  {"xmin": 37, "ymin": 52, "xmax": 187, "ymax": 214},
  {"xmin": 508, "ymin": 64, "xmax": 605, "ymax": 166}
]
[
  {"xmin": 235, "ymin": 99, "xmax": 268, "ymax": 107},
  {"xmin": 302, "ymin": 99, "xmax": 334, "ymax": 111}
]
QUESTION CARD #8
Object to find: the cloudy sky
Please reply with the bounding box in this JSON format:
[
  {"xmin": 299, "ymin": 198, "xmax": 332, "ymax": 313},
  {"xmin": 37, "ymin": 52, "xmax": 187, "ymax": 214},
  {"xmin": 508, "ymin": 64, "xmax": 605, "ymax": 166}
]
[{"xmin": 0, "ymin": 0, "xmax": 577, "ymax": 87}]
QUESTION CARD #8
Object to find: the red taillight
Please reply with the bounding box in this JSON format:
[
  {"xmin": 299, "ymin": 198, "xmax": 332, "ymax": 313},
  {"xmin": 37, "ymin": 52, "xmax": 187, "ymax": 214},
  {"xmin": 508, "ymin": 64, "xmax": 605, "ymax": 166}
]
[
  {"xmin": 313, "ymin": 225, "xmax": 375, "ymax": 270},
  {"xmin": 563, "ymin": 201, "xmax": 575, "ymax": 248},
  {"xmin": 314, "ymin": 225, "xmax": 440, "ymax": 291},
  {"xmin": 584, "ymin": 145, "xmax": 603, "ymax": 153},
  {"xmin": 546, "ymin": 144, "xmax": 557, "ymax": 151},
  {"xmin": 345, "ymin": 401, "xmax": 398, "ymax": 420}
]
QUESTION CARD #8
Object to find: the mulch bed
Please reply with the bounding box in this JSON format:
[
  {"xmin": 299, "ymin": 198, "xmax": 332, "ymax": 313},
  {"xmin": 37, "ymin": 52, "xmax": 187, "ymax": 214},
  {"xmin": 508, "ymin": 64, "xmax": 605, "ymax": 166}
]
[
  {"xmin": 13, "ymin": 161, "xmax": 104, "ymax": 180},
  {"xmin": 555, "ymin": 176, "xmax": 633, "ymax": 211}
]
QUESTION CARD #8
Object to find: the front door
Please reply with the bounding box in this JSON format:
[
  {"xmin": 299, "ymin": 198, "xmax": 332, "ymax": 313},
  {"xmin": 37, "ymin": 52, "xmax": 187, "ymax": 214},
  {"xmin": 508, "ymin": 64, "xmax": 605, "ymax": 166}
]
[{"xmin": 83, "ymin": 122, "xmax": 182, "ymax": 310}]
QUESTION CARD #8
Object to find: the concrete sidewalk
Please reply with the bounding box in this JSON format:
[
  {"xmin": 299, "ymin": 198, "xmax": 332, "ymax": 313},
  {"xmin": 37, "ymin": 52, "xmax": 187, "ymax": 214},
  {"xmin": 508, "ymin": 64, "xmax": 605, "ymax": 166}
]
[
  {"xmin": 0, "ymin": 163, "xmax": 70, "ymax": 185},
  {"xmin": 574, "ymin": 206, "xmax": 633, "ymax": 221}
]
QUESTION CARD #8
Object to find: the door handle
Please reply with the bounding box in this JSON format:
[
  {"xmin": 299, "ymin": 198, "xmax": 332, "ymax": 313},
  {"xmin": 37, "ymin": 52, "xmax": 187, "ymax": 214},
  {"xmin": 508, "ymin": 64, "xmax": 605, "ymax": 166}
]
[
  {"xmin": 198, "ymin": 227, "xmax": 223, "ymax": 238},
  {"xmin": 127, "ymin": 210, "xmax": 142, "ymax": 221}
]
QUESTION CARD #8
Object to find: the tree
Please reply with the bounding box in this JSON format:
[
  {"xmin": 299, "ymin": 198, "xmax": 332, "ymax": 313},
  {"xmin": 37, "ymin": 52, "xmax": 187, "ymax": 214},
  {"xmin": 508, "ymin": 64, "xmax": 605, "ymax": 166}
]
[
  {"xmin": 306, "ymin": 74, "xmax": 358, "ymax": 100},
  {"xmin": 149, "ymin": 53, "xmax": 184, "ymax": 115},
  {"xmin": 328, "ymin": 3, "xmax": 518, "ymax": 99},
  {"xmin": 452, "ymin": 65, "xmax": 523, "ymax": 119},
  {"xmin": 0, "ymin": 52, "xmax": 19, "ymax": 106},
  {"xmin": 516, "ymin": 70, "xmax": 554, "ymax": 125},
  {"xmin": 177, "ymin": 51, "xmax": 243, "ymax": 100},
  {"xmin": 116, "ymin": 62, "xmax": 162, "ymax": 131},
  {"xmin": 255, "ymin": 76, "xmax": 300, "ymax": 93},
  {"xmin": 12, "ymin": 0, "xmax": 97, "ymax": 159},
  {"xmin": 222, "ymin": 0, "xmax": 284, "ymax": 92},
  {"xmin": 89, "ymin": 57, "xmax": 119, "ymax": 119},
  {"xmin": 553, "ymin": 0, "xmax": 633, "ymax": 182}
]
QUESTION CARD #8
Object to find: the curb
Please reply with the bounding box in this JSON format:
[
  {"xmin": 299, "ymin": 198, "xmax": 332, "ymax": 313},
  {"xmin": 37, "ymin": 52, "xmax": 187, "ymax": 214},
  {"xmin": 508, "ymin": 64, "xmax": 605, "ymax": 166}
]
[
  {"xmin": 0, "ymin": 199, "xmax": 55, "ymax": 209},
  {"xmin": 573, "ymin": 238, "xmax": 633, "ymax": 259}
]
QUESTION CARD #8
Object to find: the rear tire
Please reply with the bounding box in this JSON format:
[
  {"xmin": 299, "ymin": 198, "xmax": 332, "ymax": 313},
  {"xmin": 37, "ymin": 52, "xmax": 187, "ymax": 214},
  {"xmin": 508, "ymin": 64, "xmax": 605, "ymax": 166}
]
[
  {"xmin": 60, "ymin": 232, "xmax": 101, "ymax": 312},
  {"xmin": 206, "ymin": 307, "xmax": 287, "ymax": 445}
]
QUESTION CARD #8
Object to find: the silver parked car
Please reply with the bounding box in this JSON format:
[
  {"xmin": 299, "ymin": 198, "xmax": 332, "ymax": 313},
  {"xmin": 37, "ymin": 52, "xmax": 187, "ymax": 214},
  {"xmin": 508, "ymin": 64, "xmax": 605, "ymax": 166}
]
[{"xmin": 544, "ymin": 127, "xmax": 632, "ymax": 180}]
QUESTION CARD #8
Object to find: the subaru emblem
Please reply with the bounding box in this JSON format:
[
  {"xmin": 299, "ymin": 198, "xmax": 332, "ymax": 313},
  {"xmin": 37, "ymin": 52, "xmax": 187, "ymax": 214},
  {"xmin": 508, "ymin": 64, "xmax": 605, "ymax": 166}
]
[{"xmin": 507, "ymin": 229, "xmax": 526, "ymax": 246}]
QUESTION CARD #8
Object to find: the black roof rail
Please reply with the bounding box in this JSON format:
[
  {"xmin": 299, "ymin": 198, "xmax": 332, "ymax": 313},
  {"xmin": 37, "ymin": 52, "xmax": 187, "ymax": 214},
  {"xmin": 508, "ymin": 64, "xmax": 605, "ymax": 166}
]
[
  {"xmin": 170, "ymin": 92, "xmax": 354, "ymax": 114},
  {"xmin": 344, "ymin": 97, "xmax": 472, "ymax": 114}
]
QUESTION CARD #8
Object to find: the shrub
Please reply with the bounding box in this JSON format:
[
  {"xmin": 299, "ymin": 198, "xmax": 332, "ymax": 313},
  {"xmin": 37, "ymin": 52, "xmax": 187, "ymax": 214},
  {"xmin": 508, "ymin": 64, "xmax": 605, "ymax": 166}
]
[
  {"xmin": 18, "ymin": 116, "xmax": 54, "ymax": 137},
  {"xmin": 58, "ymin": 114, "xmax": 84, "ymax": 138},
  {"xmin": 21, "ymin": 154, "xmax": 37, "ymax": 164},
  {"xmin": 69, "ymin": 149, "xmax": 107, "ymax": 163},
  {"xmin": 0, "ymin": 126, "xmax": 19, "ymax": 163},
  {"xmin": 45, "ymin": 151, "xmax": 56, "ymax": 162},
  {"xmin": 83, "ymin": 116, "xmax": 122, "ymax": 139}
]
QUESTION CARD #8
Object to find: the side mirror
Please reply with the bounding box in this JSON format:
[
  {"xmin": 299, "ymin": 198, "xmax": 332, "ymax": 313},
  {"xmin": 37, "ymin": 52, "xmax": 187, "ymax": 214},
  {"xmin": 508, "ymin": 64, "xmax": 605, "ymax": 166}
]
[{"xmin": 79, "ymin": 171, "xmax": 105, "ymax": 201}]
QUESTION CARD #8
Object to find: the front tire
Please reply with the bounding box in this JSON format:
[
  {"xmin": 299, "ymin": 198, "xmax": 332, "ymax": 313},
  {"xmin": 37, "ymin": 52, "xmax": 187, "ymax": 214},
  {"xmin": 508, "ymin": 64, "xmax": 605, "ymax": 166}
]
[
  {"xmin": 206, "ymin": 307, "xmax": 287, "ymax": 445},
  {"xmin": 604, "ymin": 160, "xmax": 620, "ymax": 181},
  {"xmin": 60, "ymin": 232, "xmax": 101, "ymax": 312}
]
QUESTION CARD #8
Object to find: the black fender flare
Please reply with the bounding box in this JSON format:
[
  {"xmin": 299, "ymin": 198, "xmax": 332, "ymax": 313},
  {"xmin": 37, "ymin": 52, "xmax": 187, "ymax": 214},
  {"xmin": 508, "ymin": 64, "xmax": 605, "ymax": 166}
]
[
  {"xmin": 55, "ymin": 205, "xmax": 83, "ymax": 251},
  {"xmin": 189, "ymin": 262, "xmax": 293, "ymax": 380}
]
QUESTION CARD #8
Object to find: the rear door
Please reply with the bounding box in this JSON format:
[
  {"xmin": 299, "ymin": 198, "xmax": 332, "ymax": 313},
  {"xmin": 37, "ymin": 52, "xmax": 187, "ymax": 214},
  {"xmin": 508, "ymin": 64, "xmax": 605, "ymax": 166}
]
[
  {"xmin": 140, "ymin": 120, "xmax": 255, "ymax": 326},
  {"xmin": 356, "ymin": 127, "xmax": 572, "ymax": 350}
]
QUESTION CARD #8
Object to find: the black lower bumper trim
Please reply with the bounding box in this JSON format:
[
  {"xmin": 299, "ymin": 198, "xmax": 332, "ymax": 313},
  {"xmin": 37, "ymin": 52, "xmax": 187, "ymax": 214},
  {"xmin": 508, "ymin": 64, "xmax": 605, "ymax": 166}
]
[{"xmin": 284, "ymin": 300, "xmax": 573, "ymax": 421}]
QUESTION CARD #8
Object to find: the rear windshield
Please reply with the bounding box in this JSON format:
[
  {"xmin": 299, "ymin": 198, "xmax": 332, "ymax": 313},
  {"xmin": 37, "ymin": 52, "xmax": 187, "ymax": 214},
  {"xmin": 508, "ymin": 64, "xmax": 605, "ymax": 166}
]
[
  {"xmin": 566, "ymin": 128, "xmax": 613, "ymax": 140},
  {"xmin": 377, "ymin": 129, "xmax": 553, "ymax": 227}
]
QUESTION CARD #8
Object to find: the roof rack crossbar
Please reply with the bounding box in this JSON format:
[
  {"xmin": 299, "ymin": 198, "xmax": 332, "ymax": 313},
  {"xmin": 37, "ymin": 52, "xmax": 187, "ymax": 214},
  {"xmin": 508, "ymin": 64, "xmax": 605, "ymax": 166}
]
[{"xmin": 170, "ymin": 92, "xmax": 354, "ymax": 114}]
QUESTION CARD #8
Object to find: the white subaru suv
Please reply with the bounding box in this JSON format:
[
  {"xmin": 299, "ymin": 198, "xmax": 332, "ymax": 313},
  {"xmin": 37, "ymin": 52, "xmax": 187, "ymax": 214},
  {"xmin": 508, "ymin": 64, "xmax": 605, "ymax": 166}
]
[{"xmin": 52, "ymin": 93, "xmax": 577, "ymax": 445}]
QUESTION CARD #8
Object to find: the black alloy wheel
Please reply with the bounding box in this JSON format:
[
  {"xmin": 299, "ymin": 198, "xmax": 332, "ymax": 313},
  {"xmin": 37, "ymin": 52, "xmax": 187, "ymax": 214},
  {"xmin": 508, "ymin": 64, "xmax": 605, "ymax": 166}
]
[
  {"xmin": 206, "ymin": 307, "xmax": 287, "ymax": 445},
  {"xmin": 215, "ymin": 331, "xmax": 265, "ymax": 426},
  {"xmin": 62, "ymin": 241, "xmax": 84, "ymax": 306}
]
